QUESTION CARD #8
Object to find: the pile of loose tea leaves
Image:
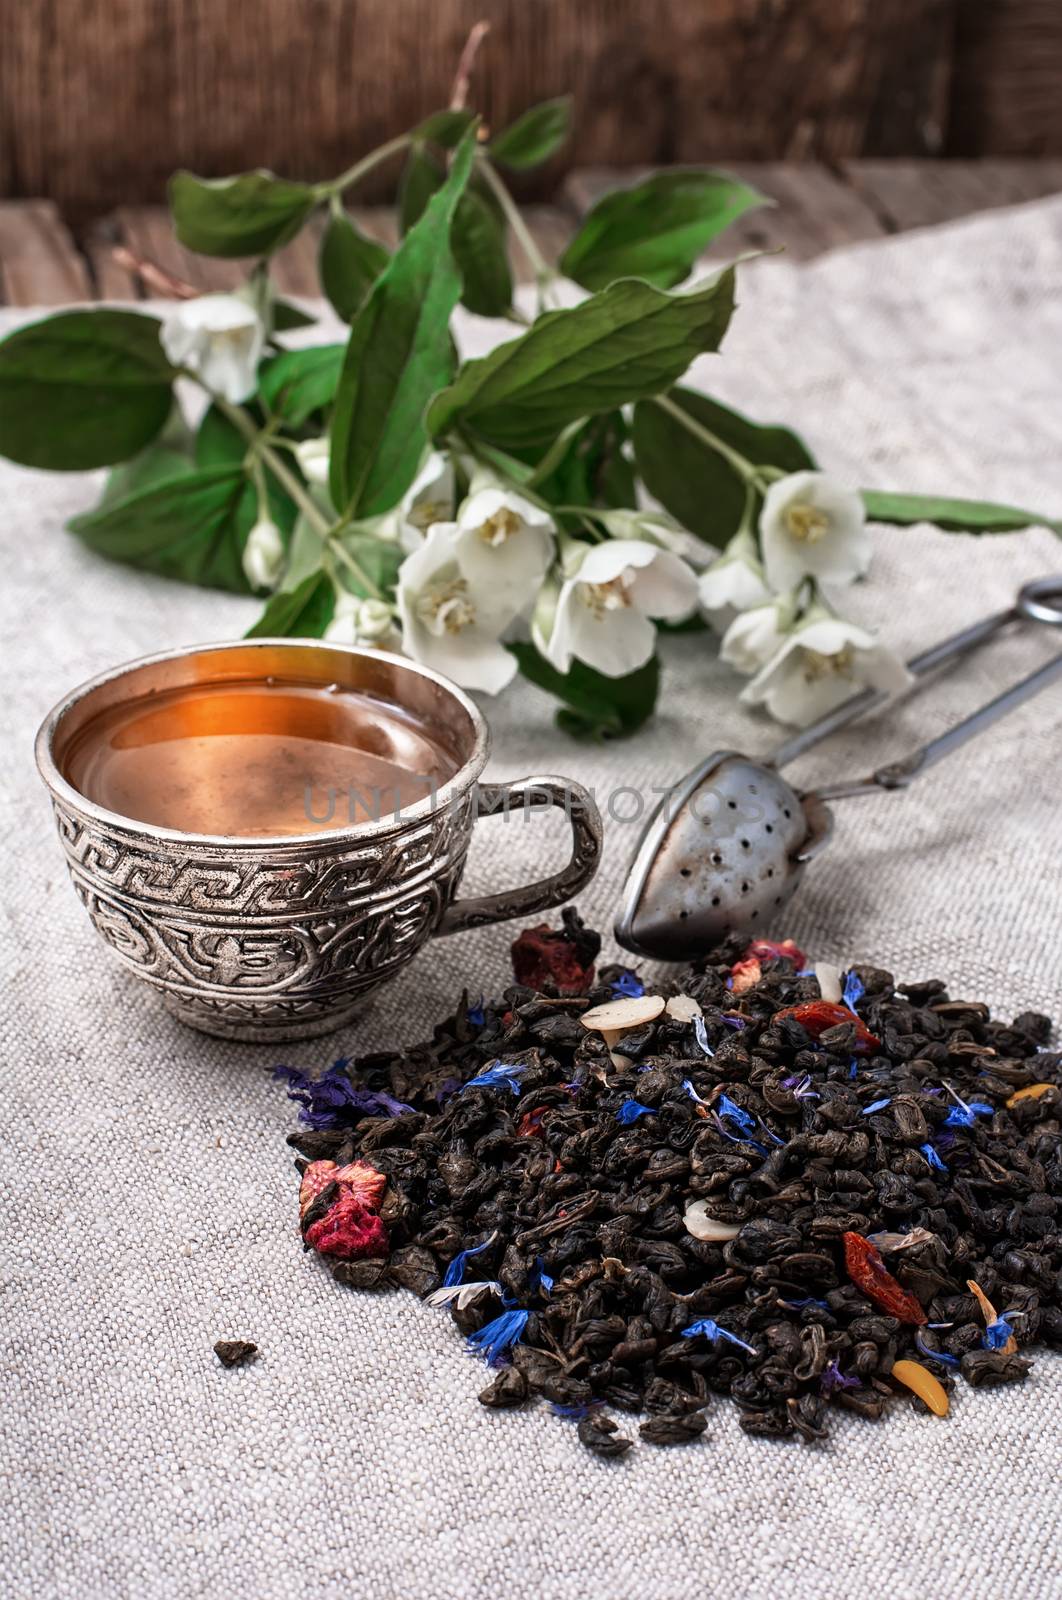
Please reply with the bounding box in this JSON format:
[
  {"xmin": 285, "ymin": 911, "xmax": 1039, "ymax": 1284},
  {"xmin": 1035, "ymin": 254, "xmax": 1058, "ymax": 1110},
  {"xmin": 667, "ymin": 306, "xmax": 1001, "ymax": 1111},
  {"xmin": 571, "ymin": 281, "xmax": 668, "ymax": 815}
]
[{"xmin": 276, "ymin": 914, "xmax": 1062, "ymax": 1453}]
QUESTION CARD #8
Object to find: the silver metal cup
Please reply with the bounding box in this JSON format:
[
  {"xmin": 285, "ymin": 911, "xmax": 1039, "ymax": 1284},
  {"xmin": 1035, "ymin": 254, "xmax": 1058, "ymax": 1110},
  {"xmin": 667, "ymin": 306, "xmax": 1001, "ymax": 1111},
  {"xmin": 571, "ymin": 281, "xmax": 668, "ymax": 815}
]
[{"xmin": 36, "ymin": 639, "xmax": 602, "ymax": 1042}]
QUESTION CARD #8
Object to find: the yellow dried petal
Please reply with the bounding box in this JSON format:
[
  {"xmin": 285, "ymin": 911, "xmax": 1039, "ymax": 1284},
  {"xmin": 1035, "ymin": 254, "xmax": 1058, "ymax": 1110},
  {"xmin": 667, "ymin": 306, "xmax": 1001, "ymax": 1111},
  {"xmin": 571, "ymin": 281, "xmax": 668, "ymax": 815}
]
[
  {"xmin": 1006, "ymin": 1082, "xmax": 1056, "ymax": 1106},
  {"xmin": 967, "ymin": 1278, "xmax": 1017, "ymax": 1353},
  {"xmin": 967, "ymin": 1278, "xmax": 998, "ymax": 1325},
  {"xmin": 891, "ymin": 1359, "xmax": 949, "ymax": 1417}
]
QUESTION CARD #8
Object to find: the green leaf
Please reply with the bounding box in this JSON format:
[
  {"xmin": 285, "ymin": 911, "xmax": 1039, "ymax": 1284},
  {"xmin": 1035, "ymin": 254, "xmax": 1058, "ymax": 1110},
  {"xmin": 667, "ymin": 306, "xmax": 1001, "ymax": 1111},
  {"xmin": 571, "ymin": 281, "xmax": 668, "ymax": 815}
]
[
  {"xmin": 428, "ymin": 268, "xmax": 737, "ymax": 449},
  {"xmin": 561, "ymin": 170, "xmax": 769, "ymax": 292},
  {"xmin": 509, "ymin": 642, "xmax": 659, "ymax": 740},
  {"xmin": 396, "ymin": 147, "xmax": 507, "ymax": 317},
  {"xmin": 337, "ymin": 532, "xmax": 405, "ymax": 598},
  {"xmin": 632, "ymin": 386, "xmax": 816, "ymax": 546},
  {"xmin": 273, "ymin": 300, "xmax": 316, "ymax": 331},
  {"xmin": 452, "ymin": 187, "xmax": 513, "ymax": 317},
  {"xmin": 68, "ymin": 465, "xmax": 260, "ymax": 592},
  {"xmin": 246, "ymin": 569, "xmax": 336, "ymax": 638},
  {"xmin": 169, "ymin": 169, "xmax": 317, "ymax": 257},
  {"xmin": 0, "ymin": 308, "xmax": 175, "ymax": 470},
  {"xmin": 533, "ymin": 412, "xmax": 636, "ymax": 510},
  {"xmin": 99, "ymin": 445, "xmax": 196, "ymax": 509},
  {"xmin": 280, "ymin": 513, "xmax": 327, "ymax": 591},
  {"xmin": 194, "ymin": 403, "xmax": 249, "ymax": 468},
  {"xmin": 319, "ymin": 211, "xmax": 390, "ymax": 322},
  {"xmin": 413, "ymin": 109, "xmax": 477, "ymax": 147},
  {"xmin": 259, "ymin": 345, "xmax": 345, "ymax": 425},
  {"xmin": 862, "ymin": 490, "xmax": 1061, "ymax": 536},
  {"xmin": 398, "ymin": 146, "xmax": 445, "ymax": 235},
  {"xmin": 329, "ymin": 125, "xmax": 477, "ymax": 519},
  {"xmin": 490, "ymin": 98, "xmax": 572, "ymax": 170}
]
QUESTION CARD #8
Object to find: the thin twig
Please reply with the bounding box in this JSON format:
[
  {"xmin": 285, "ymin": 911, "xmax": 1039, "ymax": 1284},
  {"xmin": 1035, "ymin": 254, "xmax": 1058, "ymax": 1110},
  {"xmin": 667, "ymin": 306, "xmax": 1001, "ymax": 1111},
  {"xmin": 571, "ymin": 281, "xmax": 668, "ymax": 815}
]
[
  {"xmin": 111, "ymin": 247, "xmax": 198, "ymax": 299},
  {"xmin": 449, "ymin": 19, "xmax": 490, "ymax": 110}
]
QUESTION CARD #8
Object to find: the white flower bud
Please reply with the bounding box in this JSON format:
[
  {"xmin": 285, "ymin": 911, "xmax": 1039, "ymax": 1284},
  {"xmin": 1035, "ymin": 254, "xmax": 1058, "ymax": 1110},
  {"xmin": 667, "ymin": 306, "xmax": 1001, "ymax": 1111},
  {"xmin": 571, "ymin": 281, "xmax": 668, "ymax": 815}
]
[{"xmin": 242, "ymin": 518, "xmax": 286, "ymax": 591}]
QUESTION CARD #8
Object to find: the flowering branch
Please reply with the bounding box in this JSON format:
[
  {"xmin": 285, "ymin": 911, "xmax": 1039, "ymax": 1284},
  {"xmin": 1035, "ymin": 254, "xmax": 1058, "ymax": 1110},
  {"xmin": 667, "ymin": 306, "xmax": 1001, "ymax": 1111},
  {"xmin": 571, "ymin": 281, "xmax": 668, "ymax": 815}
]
[{"xmin": 0, "ymin": 28, "xmax": 1055, "ymax": 737}]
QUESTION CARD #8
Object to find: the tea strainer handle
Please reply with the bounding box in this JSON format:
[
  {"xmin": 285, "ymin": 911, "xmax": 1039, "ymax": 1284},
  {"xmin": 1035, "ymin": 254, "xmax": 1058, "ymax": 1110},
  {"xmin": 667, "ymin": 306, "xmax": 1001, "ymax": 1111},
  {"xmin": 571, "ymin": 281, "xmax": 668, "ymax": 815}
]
[{"xmin": 438, "ymin": 775, "xmax": 603, "ymax": 937}]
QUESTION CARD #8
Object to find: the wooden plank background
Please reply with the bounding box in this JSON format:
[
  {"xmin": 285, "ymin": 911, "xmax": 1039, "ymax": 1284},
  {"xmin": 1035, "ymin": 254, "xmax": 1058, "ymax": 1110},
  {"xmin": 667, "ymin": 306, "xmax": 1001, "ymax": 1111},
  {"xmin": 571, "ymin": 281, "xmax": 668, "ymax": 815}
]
[
  {"xmin": 3, "ymin": 160, "xmax": 1061, "ymax": 308},
  {"xmin": 3, "ymin": 0, "xmax": 1061, "ymax": 217}
]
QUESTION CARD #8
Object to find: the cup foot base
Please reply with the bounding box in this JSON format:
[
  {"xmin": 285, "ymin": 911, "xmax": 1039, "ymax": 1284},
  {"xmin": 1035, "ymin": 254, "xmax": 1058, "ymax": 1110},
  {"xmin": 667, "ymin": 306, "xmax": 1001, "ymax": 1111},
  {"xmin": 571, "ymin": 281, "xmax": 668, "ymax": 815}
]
[{"xmin": 161, "ymin": 991, "xmax": 369, "ymax": 1043}]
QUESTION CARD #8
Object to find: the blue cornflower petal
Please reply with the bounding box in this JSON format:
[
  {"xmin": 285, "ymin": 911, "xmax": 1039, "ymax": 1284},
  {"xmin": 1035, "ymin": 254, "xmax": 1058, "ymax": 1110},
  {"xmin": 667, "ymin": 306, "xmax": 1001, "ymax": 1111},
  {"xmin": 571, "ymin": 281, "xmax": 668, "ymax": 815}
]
[
  {"xmin": 464, "ymin": 1061, "xmax": 525, "ymax": 1095},
  {"xmin": 443, "ymin": 1233, "xmax": 496, "ymax": 1288},
  {"xmin": 920, "ymin": 1142, "xmax": 948, "ymax": 1172},
  {"xmin": 616, "ymin": 1099, "xmax": 655, "ymax": 1125},
  {"xmin": 529, "ymin": 1257, "xmax": 554, "ymax": 1297},
  {"xmin": 550, "ymin": 1400, "xmax": 602, "ymax": 1419},
  {"xmin": 467, "ymin": 998, "xmax": 485, "ymax": 1027},
  {"xmin": 721, "ymin": 1014, "xmax": 746, "ymax": 1030},
  {"xmin": 862, "ymin": 1097, "xmax": 892, "ymax": 1115},
  {"xmin": 466, "ymin": 1309, "xmax": 529, "ymax": 1366},
  {"xmin": 682, "ymin": 1078, "xmax": 706, "ymax": 1105},
  {"xmin": 716, "ymin": 1094, "xmax": 756, "ymax": 1135},
  {"xmin": 781, "ymin": 1296, "xmax": 830, "ymax": 1311},
  {"xmin": 611, "ymin": 971, "xmax": 645, "ymax": 999},
  {"xmin": 848, "ymin": 1058, "xmax": 860, "ymax": 1080},
  {"xmin": 273, "ymin": 1061, "xmax": 413, "ymax": 1128},
  {"xmin": 915, "ymin": 1331, "xmax": 961, "ymax": 1368},
  {"xmin": 681, "ymin": 1318, "xmax": 756, "ymax": 1355},
  {"xmin": 693, "ymin": 1015, "xmax": 714, "ymax": 1057},
  {"xmin": 820, "ymin": 1360, "xmax": 861, "ymax": 1395},
  {"xmin": 843, "ymin": 970, "xmax": 865, "ymax": 1011},
  {"xmin": 709, "ymin": 1112, "xmax": 768, "ymax": 1155},
  {"xmin": 796, "ymin": 966, "xmax": 815, "ymax": 978},
  {"xmin": 758, "ymin": 1119, "xmax": 787, "ymax": 1146},
  {"xmin": 984, "ymin": 1315, "xmax": 1015, "ymax": 1350}
]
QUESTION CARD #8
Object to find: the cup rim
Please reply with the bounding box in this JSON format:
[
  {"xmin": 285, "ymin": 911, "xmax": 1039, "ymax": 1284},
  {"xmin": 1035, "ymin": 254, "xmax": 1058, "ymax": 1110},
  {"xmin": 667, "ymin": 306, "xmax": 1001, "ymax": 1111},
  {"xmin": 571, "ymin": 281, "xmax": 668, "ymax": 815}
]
[{"xmin": 34, "ymin": 637, "xmax": 490, "ymax": 850}]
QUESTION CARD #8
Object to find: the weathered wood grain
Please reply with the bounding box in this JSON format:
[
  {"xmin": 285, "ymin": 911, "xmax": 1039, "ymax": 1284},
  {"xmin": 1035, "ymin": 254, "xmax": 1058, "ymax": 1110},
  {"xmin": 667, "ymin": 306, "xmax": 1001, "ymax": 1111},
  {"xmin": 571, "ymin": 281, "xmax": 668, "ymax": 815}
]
[
  {"xmin": 846, "ymin": 159, "xmax": 1062, "ymax": 231},
  {"xmin": 950, "ymin": 0, "xmax": 1062, "ymax": 156},
  {"xmin": 0, "ymin": 0, "xmax": 956, "ymax": 214},
  {"xmin": 0, "ymin": 201, "xmax": 92, "ymax": 305}
]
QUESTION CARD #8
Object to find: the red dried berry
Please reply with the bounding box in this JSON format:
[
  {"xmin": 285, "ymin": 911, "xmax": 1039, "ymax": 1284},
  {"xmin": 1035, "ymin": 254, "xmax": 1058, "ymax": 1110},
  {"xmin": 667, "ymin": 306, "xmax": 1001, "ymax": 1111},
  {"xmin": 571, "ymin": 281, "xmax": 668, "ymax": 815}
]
[
  {"xmin": 774, "ymin": 1000, "xmax": 880, "ymax": 1053},
  {"xmin": 843, "ymin": 1231, "xmax": 927, "ymax": 1324},
  {"xmin": 511, "ymin": 910, "xmax": 600, "ymax": 996},
  {"xmin": 729, "ymin": 957, "xmax": 762, "ymax": 995},
  {"xmin": 305, "ymin": 1192, "xmax": 389, "ymax": 1260},
  {"xmin": 517, "ymin": 1106, "xmax": 548, "ymax": 1138},
  {"xmin": 745, "ymin": 938, "xmax": 807, "ymax": 969}
]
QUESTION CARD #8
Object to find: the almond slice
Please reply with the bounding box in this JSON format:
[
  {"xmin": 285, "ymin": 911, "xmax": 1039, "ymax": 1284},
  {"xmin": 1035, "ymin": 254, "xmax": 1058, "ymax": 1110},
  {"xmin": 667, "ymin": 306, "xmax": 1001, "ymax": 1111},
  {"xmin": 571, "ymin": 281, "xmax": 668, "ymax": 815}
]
[
  {"xmin": 814, "ymin": 962, "xmax": 843, "ymax": 1004},
  {"xmin": 665, "ymin": 994, "xmax": 702, "ymax": 1023},
  {"xmin": 684, "ymin": 1199, "xmax": 742, "ymax": 1242},
  {"xmin": 579, "ymin": 994, "xmax": 665, "ymax": 1049}
]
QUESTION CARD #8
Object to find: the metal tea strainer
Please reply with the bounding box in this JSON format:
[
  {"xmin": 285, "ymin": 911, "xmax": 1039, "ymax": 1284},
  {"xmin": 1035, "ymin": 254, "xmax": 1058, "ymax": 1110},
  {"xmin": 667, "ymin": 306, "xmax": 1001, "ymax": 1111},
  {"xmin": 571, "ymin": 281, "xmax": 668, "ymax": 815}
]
[{"xmin": 616, "ymin": 575, "xmax": 1062, "ymax": 962}]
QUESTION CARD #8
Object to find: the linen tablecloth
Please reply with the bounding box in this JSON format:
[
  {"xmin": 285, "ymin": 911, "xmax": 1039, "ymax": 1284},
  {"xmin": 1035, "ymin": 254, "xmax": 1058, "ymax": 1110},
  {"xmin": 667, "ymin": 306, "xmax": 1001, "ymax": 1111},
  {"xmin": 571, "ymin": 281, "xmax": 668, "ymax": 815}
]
[{"xmin": 3, "ymin": 195, "xmax": 1062, "ymax": 1600}]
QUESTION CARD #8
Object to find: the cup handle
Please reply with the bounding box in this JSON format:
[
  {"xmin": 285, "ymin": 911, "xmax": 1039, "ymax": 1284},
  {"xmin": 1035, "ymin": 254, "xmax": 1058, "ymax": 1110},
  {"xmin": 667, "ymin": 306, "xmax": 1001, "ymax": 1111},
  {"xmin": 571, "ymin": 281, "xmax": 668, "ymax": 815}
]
[{"xmin": 438, "ymin": 775, "xmax": 603, "ymax": 937}]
